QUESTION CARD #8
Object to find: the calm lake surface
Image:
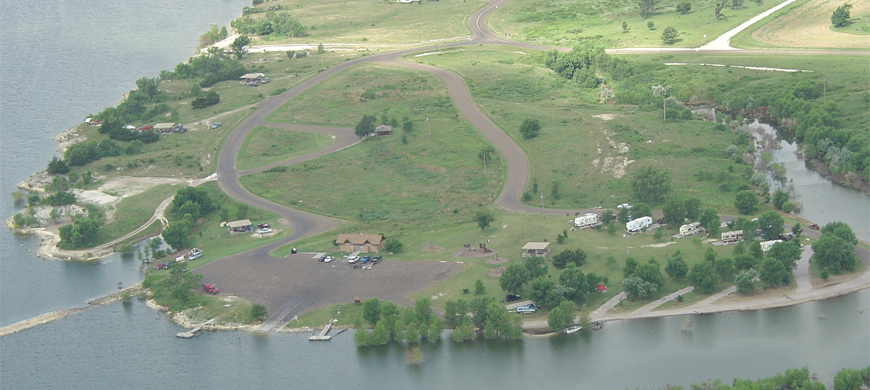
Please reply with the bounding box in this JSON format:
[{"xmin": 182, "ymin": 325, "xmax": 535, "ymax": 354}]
[{"xmin": 0, "ymin": 1, "xmax": 867, "ymax": 388}]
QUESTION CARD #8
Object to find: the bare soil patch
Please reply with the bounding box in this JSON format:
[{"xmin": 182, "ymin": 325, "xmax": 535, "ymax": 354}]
[
  {"xmin": 421, "ymin": 244, "xmax": 444, "ymax": 252},
  {"xmin": 484, "ymin": 256, "xmax": 509, "ymax": 265},
  {"xmin": 751, "ymin": 0, "xmax": 870, "ymax": 48},
  {"xmin": 488, "ymin": 266, "xmax": 504, "ymax": 277}
]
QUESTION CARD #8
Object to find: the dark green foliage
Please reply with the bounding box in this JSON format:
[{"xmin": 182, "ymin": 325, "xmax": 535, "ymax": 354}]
[
  {"xmin": 638, "ymin": 0, "xmax": 660, "ymax": 19},
  {"xmin": 759, "ymin": 256, "xmax": 789, "ymax": 286},
  {"xmin": 525, "ymin": 255, "xmax": 549, "ymax": 279},
  {"xmin": 547, "ymin": 301, "xmax": 576, "ymax": 332},
  {"xmin": 230, "ymin": 12, "xmax": 308, "ymax": 37},
  {"xmin": 660, "ymin": 27, "xmax": 678, "ymax": 45},
  {"xmin": 735, "ymin": 269, "xmax": 759, "ymax": 294},
  {"xmin": 821, "ymin": 221, "xmax": 858, "ymax": 245},
  {"xmin": 551, "ymin": 248, "xmax": 587, "ymax": 269},
  {"xmin": 162, "ymin": 219, "xmax": 192, "ymax": 250},
  {"xmin": 519, "ymin": 118, "xmax": 541, "ymax": 139},
  {"xmin": 699, "ymin": 208, "xmax": 720, "ymax": 236},
  {"xmin": 362, "ymin": 297, "xmax": 381, "ymax": 326},
  {"xmin": 58, "ymin": 217, "xmax": 102, "ymax": 249},
  {"xmin": 142, "ymin": 271, "xmax": 204, "ymax": 312},
  {"xmin": 168, "ymin": 187, "xmax": 214, "ymax": 221},
  {"xmin": 630, "ymin": 165, "xmax": 671, "ymax": 205},
  {"xmin": 199, "ymin": 25, "xmax": 228, "ymax": 47},
  {"xmin": 831, "ymin": 3, "xmax": 852, "ymax": 27},
  {"xmin": 757, "ymin": 211, "xmax": 784, "ymax": 239},
  {"xmin": 355, "ymin": 114, "xmax": 376, "ymax": 138},
  {"xmin": 443, "ymin": 298, "xmax": 468, "ymax": 327},
  {"xmin": 734, "ymin": 190, "xmax": 759, "ymax": 214},
  {"xmin": 543, "ymin": 43, "xmax": 634, "ymax": 87},
  {"xmin": 384, "ymin": 238, "xmax": 403, "ymax": 253},
  {"xmin": 230, "ymin": 35, "xmax": 252, "ymax": 59},
  {"xmin": 46, "ymin": 157, "xmax": 70, "ymax": 174},
  {"xmin": 250, "ymin": 304, "xmax": 268, "ymax": 322},
  {"xmin": 64, "ymin": 139, "xmax": 139, "ymax": 167},
  {"xmin": 689, "ymin": 261, "xmax": 717, "ymax": 293},
  {"xmin": 559, "ymin": 263, "xmax": 591, "ymax": 301},
  {"xmin": 767, "ymin": 241, "xmax": 801, "ymax": 271},
  {"xmin": 44, "ymin": 191, "xmax": 76, "ymax": 206},
  {"xmin": 474, "ymin": 279, "xmax": 486, "ymax": 295},
  {"xmin": 771, "ymin": 189, "xmax": 789, "ymax": 209},
  {"xmin": 675, "ymin": 2, "xmax": 691, "ymax": 13},
  {"xmin": 683, "ymin": 198, "xmax": 702, "ymax": 221},
  {"xmin": 475, "ymin": 209, "xmax": 495, "ymax": 231},
  {"xmin": 662, "ymin": 199, "xmax": 686, "ymax": 227},
  {"xmin": 813, "ymin": 234, "xmax": 858, "ymax": 272},
  {"xmin": 714, "ymin": 257, "xmax": 736, "ymax": 282},
  {"xmin": 499, "ymin": 263, "xmax": 531, "ymax": 294},
  {"xmin": 623, "ymin": 256, "xmax": 638, "ymax": 279},
  {"xmin": 191, "ymin": 91, "xmax": 220, "ymax": 109},
  {"xmin": 665, "ymin": 251, "xmax": 688, "ymax": 279},
  {"xmin": 631, "ymin": 202, "xmax": 651, "ymax": 218}
]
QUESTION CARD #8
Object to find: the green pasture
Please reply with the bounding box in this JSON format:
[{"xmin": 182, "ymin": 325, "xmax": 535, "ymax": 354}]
[
  {"xmin": 832, "ymin": 13, "xmax": 870, "ymax": 35},
  {"xmin": 243, "ymin": 0, "xmax": 486, "ymax": 46},
  {"xmin": 99, "ymin": 184, "xmax": 183, "ymax": 244},
  {"xmin": 487, "ymin": 0, "xmax": 784, "ymax": 48},
  {"xmin": 289, "ymin": 302, "xmax": 365, "ymax": 328},
  {"xmin": 242, "ymin": 63, "xmax": 503, "ymax": 226},
  {"xmin": 236, "ymin": 126, "xmax": 335, "ymax": 171}
]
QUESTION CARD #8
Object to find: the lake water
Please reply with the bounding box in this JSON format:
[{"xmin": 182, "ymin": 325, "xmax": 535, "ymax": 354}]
[{"xmin": 0, "ymin": 1, "xmax": 868, "ymax": 388}]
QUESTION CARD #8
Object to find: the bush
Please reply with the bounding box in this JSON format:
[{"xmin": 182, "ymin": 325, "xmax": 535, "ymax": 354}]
[
  {"xmin": 191, "ymin": 91, "xmax": 220, "ymax": 109},
  {"xmin": 384, "ymin": 238, "xmax": 403, "ymax": 253},
  {"xmin": 519, "ymin": 119, "xmax": 541, "ymax": 139},
  {"xmin": 675, "ymin": 2, "xmax": 691, "ymax": 13}
]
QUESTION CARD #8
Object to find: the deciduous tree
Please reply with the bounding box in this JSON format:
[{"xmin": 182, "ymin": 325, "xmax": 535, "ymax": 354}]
[
  {"xmin": 660, "ymin": 27, "xmax": 678, "ymax": 45},
  {"xmin": 734, "ymin": 190, "xmax": 759, "ymax": 214},
  {"xmin": 230, "ymin": 35, "xmax": 252, "ymax": 59},
  {"xmin": 519, "ymin": 119, "xmax": 541, "ymax": 139},
  {"xmin": 630, "ymin": 165, "xmax": 672, "ymax": 205},
  {"xmin": 354, "ymin": 114, "xmax": 377, "ymax": 138},
  {"xmin": 831, "ymin": 3, "xmax": 852, "ymax": 27},
  {"xmin": 499, "ymin": 263, "xmax": 530, "ymax": 294},
  {"xmin": 475, "ymin": 209, "xmax": 495, "ymax": 231},
  {"xmin": 757, "ymin": 211, "xmax": 784, "ymax": 239}
]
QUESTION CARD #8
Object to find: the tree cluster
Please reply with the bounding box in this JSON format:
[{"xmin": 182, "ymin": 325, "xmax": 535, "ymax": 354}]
[
  {"xmin": 813, "ymin": 221, "xmax": 858, "ymax": 273},
  {"xmin": 630, "ymin": 165, "xmax": 672, "ymax": 205},
  {"xmin": 544, "ymin": 43, "xmax": 634, "ymax": 89},
  {"xmin": 64, "ymin": 139, "xmax": 150, "ymax": 168},
  {"xmin": 58, "ymin": 213, "xmax": 102, "ymax": 249},
  {"xmin": 164, "ymin": 49, "xmax": 248, "ymax": 88},
  {"xmin": 192, "ymin": 91, "xmax": 221, "ymax": 109},
  {"xmin": 622, "ymin": 257, "xmax": 666, "ymax": 300},
  {"xmin": 355, "ymin": 297, "xmax": 445, "ymax": 346},
  {"xmin": 230, "ymin": 12, "xmax": 308, "ymax": 37},
  {"xmin": 551, "ymin": 248, "xmax": 587, "ymax": 269},
  {"xmin": 142, "ymin": 267, "xmax": 204, "ymax": 311},
  {"xmin": 198, "ymin": 25, "xmax": 228, "ymax": 47},
  {"xmin": 831, "ymin": 3, "xmax": 852, "ymax": 27},
  {"xmin": 442, "ymin": 297, "xmax": 523, "ymax": 342}
]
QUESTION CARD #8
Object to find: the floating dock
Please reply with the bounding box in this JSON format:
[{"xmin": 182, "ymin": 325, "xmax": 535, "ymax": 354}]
[
  {"xmin": 308, "ymin": 323, "xmax": 332, "ymax": 341},
  {"xmin": 176, "ymin": 318, "xmax": 215, "ymax": 339}
]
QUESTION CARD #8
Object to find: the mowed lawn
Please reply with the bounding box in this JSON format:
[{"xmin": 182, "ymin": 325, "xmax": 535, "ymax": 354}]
[
  {"xmin": 242, "ymin": 63, "xmax": 504, "ymax": 227},
  {"xmin": 236, "ymin": 126, "xmax": 335, "ymax": 171},
  {"xmin": 245, "ymin": 0, "xmax": 486, "ymax": 46},
  {"xmin": 411, "ymin": 46, "xmax": 747, "ymax": 212},
  {"xmin": 487, "ymin": 0, "xmax": 785, "ymax": 48}
]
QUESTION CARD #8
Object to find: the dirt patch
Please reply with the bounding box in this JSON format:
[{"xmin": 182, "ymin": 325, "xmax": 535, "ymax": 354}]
[
  {"xmin": 488, "ymin": 266, "xmax": 504, "ymax": 277},
  {"xmin": 421, "ymin": 244, "xmax": 444, "ymax": 252},
  {"xmin": 750, "ymin": 0, "xmax": 870, "ymax": 49},
  {"xmin": 484, "ymin": 256, "xmax": 509, "ymax": 265},
  {"xmin": 453, "ymin": 249, "xmax": 497, "ymax": 258},
  {"xmin": 592, "ymin": 114, "xmax": 619, "ymax": 120}
]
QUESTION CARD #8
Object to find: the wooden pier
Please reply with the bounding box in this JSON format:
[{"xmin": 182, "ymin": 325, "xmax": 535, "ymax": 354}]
[{"xmin": 308, "ymin": 323, "xmax": 332, "ymax": 341}]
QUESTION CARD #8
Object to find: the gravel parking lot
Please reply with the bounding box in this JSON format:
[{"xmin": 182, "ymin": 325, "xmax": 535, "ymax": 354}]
[{"xmin": 197, "ymin": 253, "xmax": 464, "ymax": 328}]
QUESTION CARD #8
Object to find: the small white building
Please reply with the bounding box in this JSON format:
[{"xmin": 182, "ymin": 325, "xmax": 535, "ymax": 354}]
[
  {"xmin": 522, "ymin": 242, "xmax": 551, "ymax": 257},
  {"xmin": 760, "ymin": 240, "xmax": 783, "ymax": 253},
  {"xmin": 679, "ymin": 222, "xmax": 703, "ymax": 236},
  {"xmin": 721, "ymin": 230, "xmax": 744, "ymax": 243},
  {"xmin": 573, "ymin": 213, "xmax": 599, "ymax": 228},
  {"xmin": 626, "ymin": 216, "xmax": 653, "ymax": 232}
]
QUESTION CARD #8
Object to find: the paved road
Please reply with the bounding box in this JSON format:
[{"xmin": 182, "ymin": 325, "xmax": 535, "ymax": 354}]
[{"xmin": 199, "ymin": 0, "xmax": 869, "ymax": 328}]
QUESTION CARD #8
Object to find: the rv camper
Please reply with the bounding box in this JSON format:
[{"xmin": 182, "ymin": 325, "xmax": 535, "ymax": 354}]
[
  {"xmin": 679, "ymin": 222, "xmax": 703, "ymax": 236},
  {"xmin": 721, "ymin": 230, "xmax": 744, "ymax": 243},
  {"xmin": 626, "ymin": 216, "xmax": 653, "ymax": 232},
  {"xmin": 573, "ymin": 213, "xmax": 599, "ymax": 229},
  {"xmin": 760, "ymin": 240, "xmax": 783, "ymax": 253}
]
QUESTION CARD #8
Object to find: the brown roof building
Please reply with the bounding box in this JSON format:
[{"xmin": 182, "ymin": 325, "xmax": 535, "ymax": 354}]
[{"xmin": 336, "ymin": 234, "xmax": 385, "ymax": 253}]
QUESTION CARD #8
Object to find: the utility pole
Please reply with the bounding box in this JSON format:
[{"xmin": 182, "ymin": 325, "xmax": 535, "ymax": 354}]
[
  {"xmin": 541, "ymin": 191, "xmax": 544, "ymax": 207},
  {"xmin": 426, "ymin": 116, "xmax": 430, "ymax": 137}
]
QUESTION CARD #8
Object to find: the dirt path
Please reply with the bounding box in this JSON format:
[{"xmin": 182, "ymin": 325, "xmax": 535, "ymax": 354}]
[
  {"xmin": 699, "ymin": 0, "xmax": 800, "ymax": 50},
  {"xmin": 633, "ymin": 286, "xmax": 696, "ymax": 315}
]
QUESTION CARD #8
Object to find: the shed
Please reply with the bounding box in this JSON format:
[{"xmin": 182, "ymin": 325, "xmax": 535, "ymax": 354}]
[
  {"xmin": 227, "ymin": 219, "xmax": 254, "ymax": 234},
  {"xmin": 522, "ymin": 242, "xmax": 550, "ymax": 257},
  {"xmin": 375, "ymin": 125, "xmax": 392, "ymax": 136},
  {"xmin": 240, "ymin": 73, "xmax": 266, "ymax": 82},
  {"xmin": 336, "ymin": 234, "xmax": 385, "ymax": 253},
  {"xmin": 154, "ymin": 122, "xmax": 175, "ymax": 132}
]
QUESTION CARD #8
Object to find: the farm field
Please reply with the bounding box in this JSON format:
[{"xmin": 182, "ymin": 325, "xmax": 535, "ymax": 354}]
[
  {"xmin": 734, "ymin": 0, "xmax": 870, "ymax": 48},
  {"xmin": 240, "ymin": 0, "xmax": 486, "ymax": 46},
  {"xmin": 486, "ymin": 0, "xmax": 786, "ymax": 48}
]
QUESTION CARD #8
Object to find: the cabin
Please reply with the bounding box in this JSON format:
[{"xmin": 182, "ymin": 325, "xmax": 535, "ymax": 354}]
[
  {"xmin": 375, "ymin": 125, "xmax": 392, "ymax": 136},
  {"xmin": 573, "ymin": 213, "xmax": 599, "ymax": 229},
  {"xmin": 227, "ymin": 219, "xmax": 254, "ymax": 235},
  {"xmin": 626, "ymin": 216, "xmax": 653, "ymax": 232},
  {"xmin": 721, "ymin": 230, "xmax": 744, "ymax": 243},
  {"xmin": 522, "ymin": 242, "xmax": 551, "ymax": 257},
  {"xmin": 679, "ymin": 222, "xmax": 703, "ymax": 236},
  {"xmin": 336, "ymin": 234, "xmax": 385, "ymax": 253}
]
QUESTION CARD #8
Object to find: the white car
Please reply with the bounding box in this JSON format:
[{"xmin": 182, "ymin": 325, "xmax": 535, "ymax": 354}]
[
  {"xmin": 324, "ymin": 256, "xmax": 334, "ymax": 263},
  {"xmin": 348, "ymin": 256, "xmax": 359, "ymax": 264},
  {"xmin": 257, "ymin": 228, "xmax": 273, "ymax": 234}
]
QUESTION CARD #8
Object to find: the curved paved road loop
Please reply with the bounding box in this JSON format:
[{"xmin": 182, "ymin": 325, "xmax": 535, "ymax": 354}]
[{"xmin": 201, "ymin": 0, "xmax": 869, "ymax": 329}]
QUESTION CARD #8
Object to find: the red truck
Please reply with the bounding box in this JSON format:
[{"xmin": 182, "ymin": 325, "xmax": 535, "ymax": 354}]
[
  {"xmin": 202, "ymin": 284, "xmax": 219, "ymax": 295},
  {"xmin": 809, "ymin": 224, "xmax": 820, "ymax": 230}
]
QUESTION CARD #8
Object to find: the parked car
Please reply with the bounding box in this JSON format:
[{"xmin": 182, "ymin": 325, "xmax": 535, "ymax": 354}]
[
  {"xmin": 505, "ymin": 294, "xmax": 521, "ymax": 302},
  {"xmin": 324, "ymin": 256, "xmax": 334, "ymax": 263},
  {"xmin": 656, "ymin": 218, "xmax": 664, "ymax": 224},
  {"xmin": 318, "ymin": 255, "xmax": 327, "ymax": 262},
  {"xmin": 187, "ymin": 248, "xmax": 202, "ymax": 260},
  {"xmin": 137, "ymin": 125, "xmax": 152, "ymax": 131},
  {"xmin": 211, "ymin": 122, "xmax": 221, "ymax": 129},
  {"xmin": 175, "ymin": 256, "xmax": 186, "ymax": 263},
  {"xmin": 348, "ymin": 256, "xmax": 359, "ymax": 264},
  {"xmin": 257, "ymin": 223, "xmax": 271, "ymax": 229},
  {"xmin": 260, "ymin": 77, "xmax": 270, "ymax": 84},
  {"xmin": 809, "ymin": 224, "xmax": 820, "ymax": 230},
  {"xmin": 516, "ymin": 305, "xmax": 537, "ymax": 314},
  {"xmin": 257, "ymin": 228, "xmax": 273, "ymax": 234},
  {"xmin": 176, "ymin": 127, "xmax": 187, "ymax": 133},
  {"xmin": 371, "ymin": 255, "xmax": 382, "ymax": 264},
  {"xmin": 361, "ymin": 256, "xmax": 371, "ymax": 264}
]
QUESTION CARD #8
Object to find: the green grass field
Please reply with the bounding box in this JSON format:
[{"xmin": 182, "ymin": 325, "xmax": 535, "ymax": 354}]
[
  {"xmin": 242, "ymin": 0, "xmax": 486, "ymax": 46},
  {"xmin": 242, "ymin": 63, "xmax": 503, "ymax": 229},
  {"xmin": 487, "ymin": 0, "xmax": 784, "ymax": 48},
  {"xmin": 99, "ymin": 184, "xmax": 183, "ymax": 244},
  {"xmin": 832, "ymin": 13, "xmax": 870, "ymax": 35},
  {"xmin": 236, "ymin": 126, "xmax": 335, "ymax": 170}
]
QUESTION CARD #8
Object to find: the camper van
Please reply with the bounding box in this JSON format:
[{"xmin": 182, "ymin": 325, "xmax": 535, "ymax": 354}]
[
  {"xmin": 760, "ymin": 240, "xmax": 783, "ymax": 253},
  {"xmin": 679, "ymin": 222, "xmax": 703, "ymax": 236},
  {"xmin": 626, "ymin": 216, "xmax": 653, "ymax": 232},
  {"xmin": 573, "ymin": 213, "xmax": 599, "ymax": 229},
  {"xmin": 721, "ymin": 230, "xmax": 744, "ymax": 243}
]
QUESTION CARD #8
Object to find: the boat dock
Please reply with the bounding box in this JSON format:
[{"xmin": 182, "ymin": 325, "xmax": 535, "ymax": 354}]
[
  {"xmin": 176, "ymin": 318, "xmax": 216, "ymax": 339},
  {"xmin": 308, "ymin": 323, "xmax": 332, "ymax": 341}
]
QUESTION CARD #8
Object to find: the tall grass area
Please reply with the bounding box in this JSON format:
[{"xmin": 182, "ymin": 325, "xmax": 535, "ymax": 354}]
[
  {"xmin": 242, "ymin": 63, "xmax": 504, "ymax": 229},
  {"xmin": 487, "ymin": 0, "xmax": 784, "ymax": 48},
  {"xmin": 236, "ymin": 126, "xmax": 335, "ymax": 171},
  {"xmin": 242, "ymin": 0, "xmax": 486, "ymax": 45},
  {"xmin": 412, "ymin": 46, "xmax": 758, "ymax": 212}
]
